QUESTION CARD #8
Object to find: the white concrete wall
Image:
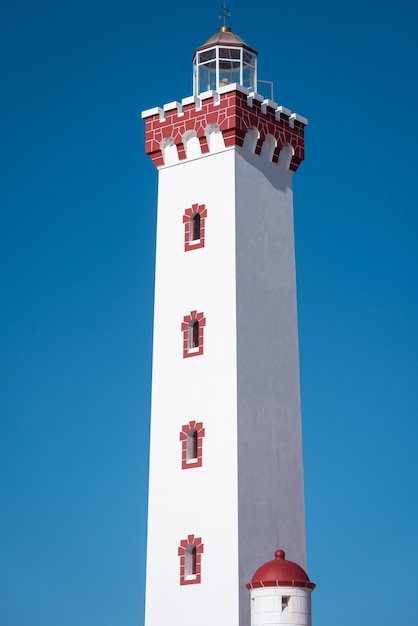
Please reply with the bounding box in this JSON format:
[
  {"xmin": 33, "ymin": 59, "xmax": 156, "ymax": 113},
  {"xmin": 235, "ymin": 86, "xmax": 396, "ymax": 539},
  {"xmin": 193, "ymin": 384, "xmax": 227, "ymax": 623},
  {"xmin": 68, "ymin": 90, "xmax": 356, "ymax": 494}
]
[
  {"xmin": 235, "ymin": 151, "xmax": 306, "ymax": 626},
  {"xmin": 146, "ymin": 143, "xmax": 306, "ymax": 626},
  {"xmin": 145, "ymin": 147, "xmax": 240, "ymax": 626},
  {"xmin": 250, "ymin": 587, "xmax": 312, "ymax": 626}
]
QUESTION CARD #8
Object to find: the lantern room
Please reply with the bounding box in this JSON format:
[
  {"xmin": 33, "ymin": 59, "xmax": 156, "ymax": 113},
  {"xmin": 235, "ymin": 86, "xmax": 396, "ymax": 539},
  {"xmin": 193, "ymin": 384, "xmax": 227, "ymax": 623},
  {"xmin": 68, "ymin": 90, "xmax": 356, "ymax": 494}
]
[{"xmin": 193, "ymin": 26, "xmax": 258, "ymax": 95}]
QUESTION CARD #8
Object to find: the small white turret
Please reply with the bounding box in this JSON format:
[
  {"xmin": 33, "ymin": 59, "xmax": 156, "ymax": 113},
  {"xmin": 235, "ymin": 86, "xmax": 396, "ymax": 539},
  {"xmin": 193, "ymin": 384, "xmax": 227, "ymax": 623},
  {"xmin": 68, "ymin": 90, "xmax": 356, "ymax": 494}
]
[{"xmin": 247, "ymin": 550, "xmax": 315, "ymax": 626}]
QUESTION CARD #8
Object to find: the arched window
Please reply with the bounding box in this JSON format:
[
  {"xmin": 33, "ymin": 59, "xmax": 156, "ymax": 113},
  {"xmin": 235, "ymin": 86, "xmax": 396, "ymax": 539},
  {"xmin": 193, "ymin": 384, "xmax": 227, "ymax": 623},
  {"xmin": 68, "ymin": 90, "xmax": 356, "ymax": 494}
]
[
  {"xmin": 178, "ymin": 535, "xmax": 204, "ymax": 585},
  {"xmin": 191, "ymin": 213, "xmax": 201, "ymax": 241},
  {"xmin": 278, "ymin": 142, "xmax": 294, "ymax": 170},
  {"xmin": 181, "ymin": 311, "xmax": 206, "ymax": 358},
  {"xmin": 189, "ymin": 320, "xmax": 199, "ymax": 349},
  {"xmin": 185, "ymin": 544, "xmax": 197, "ymax": 578},
  {"xmin": 183, "ymin": 203, "xmax": 207, "ymax": 251},
  {"xmin": 187, "ymin": 429, "xmax": 198, "ymax": 461},
  {"xmin": 260, "ymin": 133, "xmax": 276, "ymax": 162},
  {"xmin": 179, "ymin": 421, "xmax": 205, "ymax": 469},
  {"xmin": 160, "ymin": 137, "xmax": 178, "ymax": 166},
  {"xmin": 204, "ymin": 122, "xmax": 225, "ymax": 152},
  {"xmin": 182, "ymin": 130, "xmax": 201, "ymax": 159},
  {"xmin": 243, "ymin": 125, "xmax": 259, "ymax": 154}
]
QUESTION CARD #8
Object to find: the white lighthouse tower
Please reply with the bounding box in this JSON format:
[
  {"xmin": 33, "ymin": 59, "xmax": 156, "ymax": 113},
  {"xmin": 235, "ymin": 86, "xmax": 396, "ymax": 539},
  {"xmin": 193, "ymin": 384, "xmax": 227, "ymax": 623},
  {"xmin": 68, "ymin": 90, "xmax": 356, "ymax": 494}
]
[{"xmin": 142, "ymin": 22, "xmax": 310, "ymax": 626}]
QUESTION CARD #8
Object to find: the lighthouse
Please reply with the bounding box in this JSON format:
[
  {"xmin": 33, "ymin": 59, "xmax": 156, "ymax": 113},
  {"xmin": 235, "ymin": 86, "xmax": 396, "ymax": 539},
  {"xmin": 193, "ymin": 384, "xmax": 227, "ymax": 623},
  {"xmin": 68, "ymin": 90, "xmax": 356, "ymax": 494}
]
[{"xmin": 142, "ymin": 21, "xmax": 310, "ymax": 626}]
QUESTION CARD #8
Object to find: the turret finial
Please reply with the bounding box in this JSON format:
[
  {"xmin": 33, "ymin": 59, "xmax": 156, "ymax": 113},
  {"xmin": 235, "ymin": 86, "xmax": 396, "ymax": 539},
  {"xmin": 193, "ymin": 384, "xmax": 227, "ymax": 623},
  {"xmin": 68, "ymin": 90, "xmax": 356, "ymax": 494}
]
[{"xmin": 218, "ymin": 2, "xmax": 231, "ymax": 32}]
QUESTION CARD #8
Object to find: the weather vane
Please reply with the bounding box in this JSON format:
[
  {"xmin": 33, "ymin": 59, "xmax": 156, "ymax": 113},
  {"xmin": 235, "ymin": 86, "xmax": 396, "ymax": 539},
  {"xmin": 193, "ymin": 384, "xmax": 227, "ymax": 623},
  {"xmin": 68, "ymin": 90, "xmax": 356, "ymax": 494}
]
[{"xmin": 219, "ymin": 2, "xmax": 231, "ymax": 28}]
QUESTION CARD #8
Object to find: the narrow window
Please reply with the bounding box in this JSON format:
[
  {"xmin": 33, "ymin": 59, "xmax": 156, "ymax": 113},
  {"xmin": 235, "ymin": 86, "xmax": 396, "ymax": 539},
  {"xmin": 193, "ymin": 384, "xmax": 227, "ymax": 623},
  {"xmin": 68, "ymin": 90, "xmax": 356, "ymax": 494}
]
[
  {"xmin": 179, "ymin": 421, "xmax": 205, "ymax": 469},
  {"xmin": 178, "ymin": 535, "xmax": 204, "ymax": 585},
  {"xmin": 186, "ymin": 429, "xmax": 198, "ymax": 461},
  {"xmin": 183, "ymin": 203, "xmax": 207, "ymax": 251},
  {"xmin": 185, "ymin": 544, "xmax": 197, "ymax": 578},
  {"xmin": 181, "ymin": 311, "xmax": 206, "ymax": 358},
  {"xmin": 191, "ymin": 213, "xmax": 201, "ymax": 240},
  {"xmin": 282, "ymin": 596, "xmax": 290, "ymax": 611},
  {"xmin": 190, "ymin": 320, "xmax": 199, "ymax": 348}
]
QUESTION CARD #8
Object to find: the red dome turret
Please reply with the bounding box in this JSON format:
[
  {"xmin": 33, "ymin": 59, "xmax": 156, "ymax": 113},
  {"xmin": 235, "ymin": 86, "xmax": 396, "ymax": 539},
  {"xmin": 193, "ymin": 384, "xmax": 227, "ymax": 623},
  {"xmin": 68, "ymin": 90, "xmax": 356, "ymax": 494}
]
[{"xmin": 246, "ymin": 549, "xmax": 316, "ymax": 590}]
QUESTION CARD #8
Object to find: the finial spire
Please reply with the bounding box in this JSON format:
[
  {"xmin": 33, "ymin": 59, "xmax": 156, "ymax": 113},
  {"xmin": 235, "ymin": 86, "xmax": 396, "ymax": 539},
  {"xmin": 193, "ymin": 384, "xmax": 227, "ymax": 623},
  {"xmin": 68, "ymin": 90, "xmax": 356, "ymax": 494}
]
[{"xmin": 218, "ymin": 2, "xmax": 231, "ymax": 32}]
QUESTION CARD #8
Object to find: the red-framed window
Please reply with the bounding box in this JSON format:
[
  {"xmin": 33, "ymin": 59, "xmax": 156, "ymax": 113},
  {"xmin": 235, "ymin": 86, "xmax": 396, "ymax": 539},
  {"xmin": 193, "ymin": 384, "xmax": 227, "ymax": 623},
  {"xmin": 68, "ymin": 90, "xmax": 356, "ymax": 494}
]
[
  {"xmin": 181, "ymin": 311, "xmax": 206, "ymax": 358},
  {"xmin": 178, "ymin": 535, "xmax": 204, "ymax": 585},
  {"xmin": 179, "ymin": 421, "xmax": 205, "ymax": 469},
  {"xmin": 183, "ymin": 203, "xmax": 207, "ymax": 252}
]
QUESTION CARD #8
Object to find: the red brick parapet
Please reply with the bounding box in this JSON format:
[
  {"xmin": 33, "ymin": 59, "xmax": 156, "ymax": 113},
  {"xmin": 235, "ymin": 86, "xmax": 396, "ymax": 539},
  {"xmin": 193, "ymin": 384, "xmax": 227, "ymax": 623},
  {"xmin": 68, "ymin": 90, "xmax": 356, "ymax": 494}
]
[{"xmin": 142, "ymin": 84, "xmax": 307, "ymax": 171}]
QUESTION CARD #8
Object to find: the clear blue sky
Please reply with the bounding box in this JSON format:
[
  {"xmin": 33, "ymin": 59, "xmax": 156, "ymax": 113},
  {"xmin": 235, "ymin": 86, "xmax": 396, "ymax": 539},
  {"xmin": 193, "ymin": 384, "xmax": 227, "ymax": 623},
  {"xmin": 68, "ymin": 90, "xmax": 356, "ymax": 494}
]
[{"xmin": 1, "ymin": 0, "xmax": 417, "ymax": 624}]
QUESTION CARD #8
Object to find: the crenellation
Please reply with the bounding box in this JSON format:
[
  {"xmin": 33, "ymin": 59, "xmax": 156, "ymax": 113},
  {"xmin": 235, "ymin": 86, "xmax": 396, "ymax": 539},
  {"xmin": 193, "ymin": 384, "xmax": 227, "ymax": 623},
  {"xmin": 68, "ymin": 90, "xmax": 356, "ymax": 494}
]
[
  {"xmin": 261, "ymin": 99, "xmax": 279, "ymax": 115},
  {"xmin": 292, "ymin": 112, "xmax": 309, "ymax": 126},
  {"xmin": 277, "ymin": 105, "xmax": 292, "ymax": 116},
  {"xmin": 182, "ymin": 95, "xmax": 201, "ymax": 110},
  {"xmin": 218, "ymin": 82, "xmax": 250, "ymax": 96},
  {"xmin": 200, "ymin": 90, "xmax": 220, "ymax": 106},
  {"xmin": 142, "ymin": 89, "xmax": 307, "ymax": 169},
  {"xmin": 247, "ymin": 93, "xmax": 264, "ymax": 108},
  {"xmin": 141, "ymin": 106, "xmax": 164, "ymax": 121},
  {"xmin": 163, "ymin": 101, "xmax": 183, "ymax": 116}
]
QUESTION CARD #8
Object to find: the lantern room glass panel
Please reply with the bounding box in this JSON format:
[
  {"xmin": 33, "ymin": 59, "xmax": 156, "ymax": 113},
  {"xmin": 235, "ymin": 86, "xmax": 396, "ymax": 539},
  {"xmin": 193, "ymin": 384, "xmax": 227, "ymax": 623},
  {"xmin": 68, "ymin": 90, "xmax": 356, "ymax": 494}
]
[
  {"xmin": 242, "ymin": 51, "xmax": 256, "ymax": 91},
  {"xmin": 198, "ymin": 64, "xmax": 217, "ymax": 92},
  {"xmin": 194, "ymin": 46, "xmax": 257, "ymax": 95}
]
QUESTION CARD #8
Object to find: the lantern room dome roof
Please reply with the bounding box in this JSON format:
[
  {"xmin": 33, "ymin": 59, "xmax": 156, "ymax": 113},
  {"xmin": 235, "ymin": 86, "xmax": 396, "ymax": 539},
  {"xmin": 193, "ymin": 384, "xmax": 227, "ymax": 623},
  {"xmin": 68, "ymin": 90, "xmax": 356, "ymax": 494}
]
[
  {"xmin": 246, "ymin": 550, "xmax": 316, "ymax": 590},
  {"xmin": 193, "ymin": 26, "xmax": 257, "ymax": 57}
]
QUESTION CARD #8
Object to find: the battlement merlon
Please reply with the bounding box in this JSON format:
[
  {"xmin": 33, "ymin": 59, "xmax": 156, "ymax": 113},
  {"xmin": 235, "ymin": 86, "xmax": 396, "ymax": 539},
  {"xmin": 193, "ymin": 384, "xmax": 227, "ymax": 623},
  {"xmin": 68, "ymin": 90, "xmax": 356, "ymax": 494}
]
[{"xmin": 141, "ymin": 84, "xmax": 308, "ymax": 170}]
